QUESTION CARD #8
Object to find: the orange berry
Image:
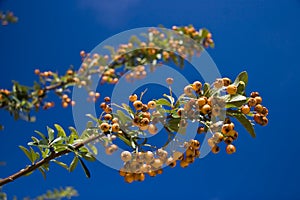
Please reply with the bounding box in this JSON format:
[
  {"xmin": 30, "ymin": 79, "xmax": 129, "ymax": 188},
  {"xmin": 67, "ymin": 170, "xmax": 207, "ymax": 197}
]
[
  {"xmin": 222, "ymin": 77, "xmax": 231, "ymax": 86},
  {"xmin": 226, "ymin": 144, "xmax": 236, "ymax": 154},
  {"xmin": 100, "ymin": 122, "xmax": 110, "ymax": 132},
  {"xmin": 148, "ymin": 124, "xmax": 158, "ymax": 135},
  {"xmin": 133, "ymin": 100, "xmax": 143, "ymax": 110},
  {"xmin": 241, "ymin": 105, "xmax": 250, "ymax": 114},
  {"xmin": 120, "ymin": 151, "xmax": 132, "ymax": 162},
  {"xmin": 147, "ymin": 101, "xmax": 156, "ymax": 109},
  {"xmin": 111, "ymin": 123, "xmax": 120, "ymax": 132},
  {"xmin": 192, "ymin": 81, "xmax": 202, "ymax": 91},
  {"xmin": 34, "ymin": 69, "xmax": 40, "ymax": 75},
  {"xmin": 226, "ymin": 84, "xmax": 237, "ymax": 95}
]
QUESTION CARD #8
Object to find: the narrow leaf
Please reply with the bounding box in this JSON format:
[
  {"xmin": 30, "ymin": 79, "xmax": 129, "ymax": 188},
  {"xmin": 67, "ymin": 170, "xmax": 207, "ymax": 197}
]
[
  {"xmin": 227, "ymin": 111, "xmax": 256, "ymax": 138},
  {"xmin": 78, "ymin": 157, "xmax": 91, "ymax": 178},
  {"xmin": 54, "ymin": 124, "xmax": 66, "ymax": 138},
  {"xmin": 38, "ymin": 167, "xmax": 46, "ymax": 179},
  {"xmin": 47, "ymin": 127, "xmax": 55, "ymax": 142},
  {"xmin": 69, "ymin": 156, "xmax": 79, "ymax": 172},
  {"xmin": 52, "ymin": 160, "xmax": 69, "ymax": 170},
  {"xmin": 19, "ymin": 146, "xmax": 33, "ymax": 163}
]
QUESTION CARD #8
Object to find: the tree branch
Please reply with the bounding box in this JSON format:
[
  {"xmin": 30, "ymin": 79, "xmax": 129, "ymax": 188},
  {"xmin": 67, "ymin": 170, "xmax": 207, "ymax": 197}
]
[{"xmin": 0, "ymin": 134, "xmax": 102, "ymax": 187}]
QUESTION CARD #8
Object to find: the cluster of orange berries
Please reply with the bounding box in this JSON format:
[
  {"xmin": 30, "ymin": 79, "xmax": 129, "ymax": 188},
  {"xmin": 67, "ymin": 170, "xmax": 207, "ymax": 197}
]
[
  {"xmin": 207, "ymin": 118, "xmax": 238, "ymax": 155},
  {"xmin": 241, "ymin": 92, "xmax": 269, "ymax": 126},
  {"xmin": 118, "ymin": 139, "xmax": 201, "ymax": 183},
  {"xmin": 34, "ymin": 69, "xmax": 53, "ymax": 77},
  {"xmin": 129, "ymin": 94, "xmax": 158, "ymax": 134},
  {"xmin": 0, "ymin": 89, "xmax": 10, "ymax": 99},
  {"xmin": 125, "ymin": 65, "xmax": 147, "ymax": 82},
  {"xmin": 0, "ymin": 11, "xmax": 17, "ymax": 26},
  {"xmin": 61, "ymin": 94, "xmax": 75, "ymax": 108},
  {"xmin": 99, "ymin": 97, "xmax": 121, "ymax": 135},
  {"xmin": 172, "ymin": 25, "xmax": 214, "ymax": 48},
  {"xmin": 87, "ymin": 91, "xmax": 100, "ymax": 102}
]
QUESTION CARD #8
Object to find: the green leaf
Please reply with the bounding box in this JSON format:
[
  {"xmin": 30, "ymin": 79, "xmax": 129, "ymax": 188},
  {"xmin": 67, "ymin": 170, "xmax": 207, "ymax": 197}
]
[
  {"xmin": 47, "ymin": 127, "xmax": 55, "ymax": 143},
  {"xmin": 87, "ymin": 144, "xmax": 98, "ymax": 155},
  {"xmin": 227, "ymin": 111, "xmax": 256, "ymax": 138},
  {"xmin": 203, "ymin": 83, "xmax": 211, "ymax": 97},
  {"xmin": 34, "ymin": 130, "xmax": 48, "ymax": 141},
  {"xmin": 52, "ymin": 160, "xmax": 69, "ymax": 170},
  {"xmin": 50, "ymin": 137, "xmax": 64, "ymax": 146},
  {"xmin": 233, "ymin": 71, "xmax": 248, "ymax": 86},
  {"xmin": 19, "ymin": 146, "xmax": 33, "ymax": 163},
  {"xmin": 163, "ymin": 94, "xmax": 175, "ymax": 106},
  {"xmin": 116, "ymin": 110, "xmax": 131, "ymax": 125},
  {"xmin": 155, "ymin": 98, "xmax": 171, "ymax": 107},
  {"xmin": 38, "ymin": 167, "xmax": 46, "ymax": 179},
  {"xmin": 78, "ymin": 157, "xmax": 91, "ymax": 178},
  {"xmin": 29, "ymin": 147, "xmax": 39, "ymax": 163},
  {"xmin": 104, "ymin": 45, "xmax": 116, "ymax": 56},
  {"xmin": 122, "ymin": 103, "xmax": 134, "ymax": 118},
  {"xmin": 54, "ymin": 124, "xmax": 66, "ymax": 138},
  {"xmin": 85, "ymin": 114, "xmax": 99, "ymax": 123},
  {"xmin": 81, "ymin": 153, "xmax": 96, "ymax": 162},
  {"xmin": 69, "ymin": 156, "xmax": 79, "ymax": 172}
]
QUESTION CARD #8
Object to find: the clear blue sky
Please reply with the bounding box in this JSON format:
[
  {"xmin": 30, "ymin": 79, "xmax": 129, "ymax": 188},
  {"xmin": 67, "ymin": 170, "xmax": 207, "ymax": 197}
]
[{"xmin": 1, "ymin": 0, "xmax": 300, "ymax": 199}]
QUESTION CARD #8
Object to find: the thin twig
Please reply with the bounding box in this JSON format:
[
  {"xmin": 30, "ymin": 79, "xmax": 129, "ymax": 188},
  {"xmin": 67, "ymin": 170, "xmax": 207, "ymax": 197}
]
[{"xmin": 0, "ymin": 134, "xmax": 102, "ymax": 187}]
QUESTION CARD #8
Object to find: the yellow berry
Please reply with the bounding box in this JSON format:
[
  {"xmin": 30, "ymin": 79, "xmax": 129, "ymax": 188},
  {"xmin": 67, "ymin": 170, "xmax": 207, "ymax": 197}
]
[{"xmin": 226, "ymin": 84, "xmax": 237, "ymax": 95}]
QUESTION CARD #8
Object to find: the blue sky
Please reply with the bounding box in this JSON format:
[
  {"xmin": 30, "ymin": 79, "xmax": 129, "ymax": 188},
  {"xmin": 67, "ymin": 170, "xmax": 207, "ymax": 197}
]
[{"xmin": 1, "ymin": 0, "xmax": 300, "ymax": 199}]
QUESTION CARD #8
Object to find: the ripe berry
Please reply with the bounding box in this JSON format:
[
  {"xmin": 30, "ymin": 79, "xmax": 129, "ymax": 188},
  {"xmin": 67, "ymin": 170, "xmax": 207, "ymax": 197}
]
[
  {"xmin": 100, "ymin": 122, "xmax": 110, "ymax": 132},
  {"xmin": 166, "ymin": 77, "xmax": 173, "ymax": 85},
  {"xmin": 129, "ymin": 94, "xmax": 138, "ymax": 102},
  {"xmin": 119, "ymin": 169, "xmax": 126, "ymax": 176},
  {"xmin": 104, "ymin": 97, "xmax": 110, "ymax": 102},
  {"xmin": 190, "ymin": 139, "xmax": 200, "ymax": 149},
  {"xmin": 121, "ymin": 151, "xmax": 132, "ymax": 162},
  {"xmin": 241, "ymin": 105, "xmax": 250, "ymax": 114},
  {"xmin": 100, "ymin": 102, "xmax": 107, "ymax": 109},
  {"xmin": 152, "ymin": 158, "xmax": 163, "ymax": 169},
  {"xmin": 112, "ymin": 123, "xmax": 120, "ymax": 132},
  {"xmin": 211, "ymin": 145, "xmax": 220, "ymax": 154},
  {"xmin": 147, "ymin": 101, "xmax": 156, "ymax": 109},
  {"xmin": 224, "ymin": 137, "xmax": 234, "ymax": 145},
  {"xmin": 133, "ymin": 100, "xmax": 143, "ymax": 110},
  {"xmin": 250, "ymin": 92, "xmax": 260, "ymax": 98},
  {"xmin": 255, "ymin": 104, "xmax": 263, "ymax": 113},
  {"xmin": 197, "ymin": 126, "xmax": 205, "ymax": 134},
  {"xmin": 148, "ymin": 124, "xmax": 158, "ymax": 135},
  {"xmin": 248, "ymin": 98, "xmax": 257, "ymax": 107},
  {"xmin": 222, "ymin": 77, "xmax": 231, "ymax": 86},
  {"xmin": 221, "ymin": 124, "xmax": 233, "ymax": 134},
  {"xmin": 144, "ymin": 151, "xmax": 154, "ymax": 163},
  {"xmin": 104, "ymin": 113, "xmax": 112, "ymax": 120},
  {"xmin": 255, "ymin": 96, "xmax": 262, "ymax": 104},
  {"xmin": 213, "ymin": 132, "xmax": 224, "ymax": 143},
  {"xmin": 214, "ymin": 79, "xmax": 223, "ymax": 89},
  {"xmin": 226, "ymin": 144, "xmax": 236, "ymax": 154},
  {"xmin": 197, "ymin": 97, "xmax": 207, "ymax": 107},
  {"xmin": 34, "ymin": 69, "xmax": 40, "ymax": 75},
  {"xmin": 124, "ymin": 173, "xmax": 134, "ymax": 183},
  {"xmin": 180, "ymin": 160, "xmax": 189, "ymax": 168},
  {"xmin": 226, "ymin": 84, "xmax": 237, "ymax": 95},
  {"xmin": 148, "ymin": 170, "xmax": 157, "ymax": 177},
  {"xmin": 201, "ymin": 104, "xmax": 211, "ymax": 115},
  {"xmin": 184, "ymin": 85, "xmax": 194, "ymax": 96},
  {"xmin": 262, "ymin": 117, "xmax": 268, "ymax": 126},
  {"xmin": 192, "ymin": 81, "xmax": 202, "ymax": 91},
  {"xmin": 261, "ymin": 107, "xmax": 269, "ymax": 116}
]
